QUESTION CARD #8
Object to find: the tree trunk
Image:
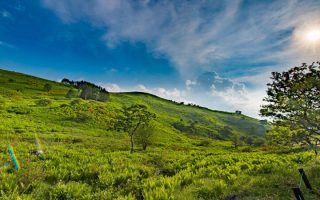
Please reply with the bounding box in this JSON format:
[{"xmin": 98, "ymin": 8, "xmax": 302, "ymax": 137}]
[
  {"xmin": 142, "ymin": 143, "xmax": 147, "ymax": 151},
  {"xmin": 130, "ymin": 134, "xmax": 134, "ymax": 154}
]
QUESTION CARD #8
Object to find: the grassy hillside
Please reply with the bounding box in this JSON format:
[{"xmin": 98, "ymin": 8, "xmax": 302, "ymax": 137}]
[{"xmin": 0, "ymin": 69, "xmax": 319, "ymax": 199}]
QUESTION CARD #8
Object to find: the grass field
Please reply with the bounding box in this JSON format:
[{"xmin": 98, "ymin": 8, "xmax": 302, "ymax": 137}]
[{"xmin": 0, "ymin": 69, "xmax": 319, "ymax": 199}]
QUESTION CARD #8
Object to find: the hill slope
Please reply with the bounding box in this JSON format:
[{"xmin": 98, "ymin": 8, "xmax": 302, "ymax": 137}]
[
  {"xmin": 0, "ymin": 69, "xmax": 266, "ymax": 142},
  {"xmin": 0, "ymin": 69, "xmax": 317, "ymax": 200}
]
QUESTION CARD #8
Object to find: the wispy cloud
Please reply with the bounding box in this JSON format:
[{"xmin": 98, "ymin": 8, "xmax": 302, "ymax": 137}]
[
  {"xmin": 0, "ymin": 10, "xmax": 11, "ymax": 18},
  {"xmin": 0, "ymin": 41, "xmax": 15, "ymax": 49},
  {"xmin": 42, "ymin": 0, "xmax": 320, "ymax": 76}
]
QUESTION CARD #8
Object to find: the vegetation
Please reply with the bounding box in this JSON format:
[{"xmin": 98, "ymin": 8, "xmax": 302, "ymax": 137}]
[
  {"xmin": 0, "ymin": 68, "xmax": 319, "ymax": 199},
  {"xmin": 61, "ymin": 79, "xmax": 109, "ymax": 102},
  {"xmin": 43, "ymin": 83, "xmax": 52, "ymax": 92},
  {"xmin": 114, "ymin": 104, "xmax": 156, "ymax": 153},
  {"xmin": 135, "ymin": 123, "xmax": 156, "ymax": 151},
  {"xmin": 261, "ymin": 62, "xmax": 320, "ymax": 155}
]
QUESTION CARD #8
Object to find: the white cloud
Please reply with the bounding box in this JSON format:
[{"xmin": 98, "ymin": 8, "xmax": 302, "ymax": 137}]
[
  {"xmin": 185, "ymin": 80, "xmax": 197, "ymax": 90},
  {"xmin": 135, "ymin": 84, "xmax": 185, "ymax": 101},
  {"xmin": 184, "ymin": 71, "xmax": 265, "ymax": 118},
  {"xmin": 209, "ymin": 86, "xmax": 265, "ymax": 118},
  {"xmin": 135, "ymin": 84, "xmax": 149, "ymax": 93},
  {"xmin": 100, "ymin": 83, "xmax": 121, "ymax": 92}
]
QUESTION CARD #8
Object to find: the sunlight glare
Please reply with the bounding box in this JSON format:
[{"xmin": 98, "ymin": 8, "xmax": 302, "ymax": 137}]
[{"xmin": 305, "ymin": 29, "xmax": 320, "ymax": 43}]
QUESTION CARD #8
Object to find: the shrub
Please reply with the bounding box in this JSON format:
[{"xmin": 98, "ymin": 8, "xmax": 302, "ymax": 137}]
[
  {"xmin": 43, "ymin": 83, "xmax": 52, "ymax": 92},
  {"xmin": 197, "ymin": 139, "xmax": 211, "ymax": 147},
  {"xmin": 66, "ymin": 89, "xmax": 77, "ymax": 98},
  {"xmin": 36, "ymin": 99, "xmax": 52, "ymax": 107},
  {"xmin": 74, "ymin": 111, "xmax": 91, "ymax": 122},
  {"xmin": 70, "ymin": 99, "xmax": 81, "ymax": 106},
  {"xmin": 7, "ymin": 106, "xmax": 32, "ymax": 114}
]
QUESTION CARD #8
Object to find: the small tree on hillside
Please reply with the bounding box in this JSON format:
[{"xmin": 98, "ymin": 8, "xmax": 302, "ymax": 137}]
[
  {"xmin": 115, "ymin": 104, "xmax": 156, "ymax": 153},
  {"xmin": 231, "ymin": 132, "xmax": 242, "ymax": 150},
  {"xmin": 43, "ymin": 84, "xmax": 52, "ymax": 92},
  {"xmin": 135, "ymin": 123, "xmax": 156, "ymax": 151},
  {"xmin": 260, "ymin": 62, "xmax": 320, "ymax": 155}
]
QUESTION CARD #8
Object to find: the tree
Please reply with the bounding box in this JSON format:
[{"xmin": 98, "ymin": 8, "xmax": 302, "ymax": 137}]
[
  {"xmin": 115, "ymin": 104, "xmax": 156, "ymax": 153},
  {"xmin": 135, "ymin": 123, "xmax": 156, "ymax": 151},
  {"xmin": 43, "ymin": 83, "xmax": 52, "ymax": 92},
  {"xmin": 231, "ymin": 132, "xmax": 241, "ymax": 150},
  {"xmin": 80, "ymin": 85, "xmax": 93, "ymax": 100},
  {"xmin": 66, "ymin": 89, "xmax": 77, "ymax": 98},
  {"xmin": 260, "ymin": 62, "xmax": 320, "ymax": 155},
  {"xmin": 61, "ymin": 78, "xmax": 72, "ymax": 85},
  {"xmin": 98, "ymin": 91, "xmax": 109, "ymax": 102}
]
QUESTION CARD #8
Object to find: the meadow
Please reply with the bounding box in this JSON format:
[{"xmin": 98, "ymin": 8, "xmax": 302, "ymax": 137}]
[{"xmin": 0, "ymin": 69, "xmax": 319, "ymax": 199}]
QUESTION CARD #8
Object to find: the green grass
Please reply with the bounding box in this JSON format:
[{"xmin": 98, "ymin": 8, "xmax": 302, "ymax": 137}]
[{"xmin": 0, "ymin": 69, "xmax": 319, "ymax": 199}]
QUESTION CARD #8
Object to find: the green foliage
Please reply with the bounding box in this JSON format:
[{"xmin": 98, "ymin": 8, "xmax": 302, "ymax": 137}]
[
  {"xmin": 1, "ymin": 69, "xmax": 317, "ymax": 199},
  {"xmin": 135, "ymin": 123, "xmax": 156, "ymax": 150},
  {"xmin": 66, "ymin": 89, "xmax": 77, "ymax": 98},
  {"xmin": 115, "ymin": 104, "xmax": 156, "ymax": 153},
  {"xmin": 261, "ymin": 62, "xmax": 320, "ymax": 154},
  {"xmin": 36, "ymin": 99, "xmax": 52, "ymax": 107},
  {"xmin": 252, "ymin": 137, "xmax": 266, "ymax": 147},
  {"xmin": 231, "ymin": 132, "xmax": 242, "ymax": 149},
  {"xmin": 196, "ymin": 139, "xmax": 211, "ymax": 147},
  {"xmin": 43, "ymin": 83, "xmax": 52, "ymax": 92},
  {"xmin": 7, "ymin": 105, "xmax": 32, "ymax": 114},
  {"xmin": 266, "ymin": 126, "xmax": 296, "ymax": 152}
]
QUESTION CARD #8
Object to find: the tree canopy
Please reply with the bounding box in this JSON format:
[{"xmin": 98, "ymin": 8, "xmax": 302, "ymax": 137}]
[
  {"xmin": 61, "ymin": 79, "xmax": 109, "ymax": 102},
  {"xmin": 115, "ymin": 104, "xmax": 156, "ymax": 153},
  {"xmin": 260, "ymin": 62, "xmax": 320, "ymax": 154}
]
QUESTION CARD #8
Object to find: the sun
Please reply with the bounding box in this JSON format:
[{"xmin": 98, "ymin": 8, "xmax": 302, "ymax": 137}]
[{"xmin": 305, "ymin": 29, "xmax": 320, "ymax": 43}]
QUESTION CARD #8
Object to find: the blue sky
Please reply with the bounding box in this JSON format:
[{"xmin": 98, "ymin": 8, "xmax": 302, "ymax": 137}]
[{"xmin": 1, "ymin": 0, "xmax": 320, "ymax": 118}]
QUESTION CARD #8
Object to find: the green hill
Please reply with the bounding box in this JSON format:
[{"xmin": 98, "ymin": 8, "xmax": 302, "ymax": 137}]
[
  {"xmin": 0, "ymin": 69, "xmax": 317, "ymax": 199},
  {"xmin": 0, "ymin": 69, "xmax": 266, "ymax": 142}
]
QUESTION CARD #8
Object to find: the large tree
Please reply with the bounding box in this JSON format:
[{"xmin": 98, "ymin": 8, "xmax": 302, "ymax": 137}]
[
  {"xmin": 115, "ymin": 104, "xmax": 156, "ymax": 153},
  {"xmin": 260, "ymin": 62, "xmax": 320, "ymax": 155}
]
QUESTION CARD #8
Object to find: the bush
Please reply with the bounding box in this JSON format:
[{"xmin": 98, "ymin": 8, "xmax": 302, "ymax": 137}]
[
  {"xmin": 66, "ymin": 89, "xmax": 77, "ymax": 98},
  {"xmin": 74, "ymin": 111, "xmax": 91, "ymax": 122},
  {"xmin": 196, "ymin": 139, "xmax": 211, "ymax": 147},
  {"xmin": 7, "ymin": 106, "xmax": 32, "ymax": 114},
  {"xmin": 253, "ymin": 137, "xmax": 266, "ymax": 147},
  {"xmin": 36, "ymin": 99, "xmax": 52, "ymax": 107},
  {"xmin": 43, "ymin": 84, "xmax": 52, "ymax": 92},
  {"xmin": 70, "ymin": 99, "xmax": 81, "ymax": 106}
]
